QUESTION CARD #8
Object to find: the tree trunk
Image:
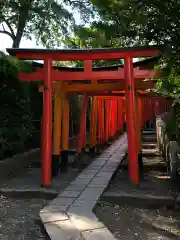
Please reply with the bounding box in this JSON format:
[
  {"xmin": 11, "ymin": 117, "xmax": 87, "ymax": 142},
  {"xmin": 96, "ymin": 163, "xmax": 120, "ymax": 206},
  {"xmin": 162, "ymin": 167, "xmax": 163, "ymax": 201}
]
[{"xmin": 12, "ymin": 0, "xmax": 33, "ymax": 48}]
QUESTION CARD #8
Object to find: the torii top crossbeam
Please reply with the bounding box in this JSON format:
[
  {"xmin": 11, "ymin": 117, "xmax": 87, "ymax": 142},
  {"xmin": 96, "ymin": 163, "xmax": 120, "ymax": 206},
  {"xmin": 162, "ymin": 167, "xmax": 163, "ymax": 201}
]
[
  {"xmin": 7, "ymin": 45, "xmax": 161, "ymax": 60},
  {"xmin": 6, "ymin": 46, "xmax": 163, "ymax": 94}
]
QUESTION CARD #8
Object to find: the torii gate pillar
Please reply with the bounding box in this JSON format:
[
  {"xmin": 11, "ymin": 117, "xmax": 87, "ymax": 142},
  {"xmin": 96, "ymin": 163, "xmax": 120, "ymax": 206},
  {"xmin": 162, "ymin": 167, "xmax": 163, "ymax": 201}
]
[
  {"xmin": 124, "ymin": 56, "xmax": 139, "ymax": 185},
  {"xmin": 42, "ymin": 58, "xmax": 53, "ymax": 187}
]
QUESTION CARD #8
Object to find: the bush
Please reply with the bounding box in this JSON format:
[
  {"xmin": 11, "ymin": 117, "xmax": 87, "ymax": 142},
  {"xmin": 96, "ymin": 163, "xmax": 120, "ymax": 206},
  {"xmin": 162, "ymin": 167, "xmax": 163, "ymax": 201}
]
[{"xmin": 0, "ymin": 54, "xmax": 42, "ymax": 159}]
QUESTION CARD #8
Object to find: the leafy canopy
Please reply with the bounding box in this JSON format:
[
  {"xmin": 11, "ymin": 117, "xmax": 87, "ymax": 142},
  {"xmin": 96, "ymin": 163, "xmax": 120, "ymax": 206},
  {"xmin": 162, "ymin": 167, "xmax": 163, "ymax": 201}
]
[
  {"xmin": 63, "ymin": 24, "xmax": 122, "ymax": 67},
  {"xmin": 92, "ymin": 0, "xmax": 180, "ymax": 47},
  {"xmin": 0, "ymin": 0, "xmax": 94, "ymax": 48}
]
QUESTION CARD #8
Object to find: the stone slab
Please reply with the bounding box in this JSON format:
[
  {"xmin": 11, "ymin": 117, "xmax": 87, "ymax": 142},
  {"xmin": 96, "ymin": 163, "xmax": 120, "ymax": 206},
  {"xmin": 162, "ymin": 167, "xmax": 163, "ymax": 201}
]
[
  {"xmin": 89, "ymin": 177, "xmax": 109, "ymax": 186},
  {"xmin": 40, "ymin": 211, "xmax": 68, "ymax": 223},
  {"xmin": 96, "ymin": 172, "xmax": 114, "ymax": 179},
  {"xmin": 73, "ymin": 178, "xmax": 92, "ymax": 185},
  {"xmin": 82, "ymin": 227, "xmax": 117, "ymax": 240},
  {"xmin": 69, "ymin": 210, "xmax": 104, "ymax": 231},
  {"xmin": 60, "ymin": 190, "xmax": 82, "ymax": 198},
  {"xmin": 86, "ymin": 165, "xmax": 103, "ymax": 171},
  {"xmin": 79, "ymin": 187, "xmax": 105, "ymax": 201},
  {"xmin": 50, "ymin": 197, "xmax": 75, "ymax": 207},
  {"xmin": 65, "ymin": 184, "xmax": 87, "ymax": 192},
  {"xmin": 87, "ymin": 182, "xmax": 108, "ymax": 188},
  {"xmin": 71, "ymin": 199, "xmax": 97, "ymax": 210},
  {"xmin": 44, "ymin": 220, "xmax": 81, "ymax": 240},
  {"xmin": 41, "ymin": 204, "xmax": 69, "ymax": 213},
  {"xmin": 82, "ymin": 170, "xmax": 99, "ymax": 175},
  {"xmin": 77, "ymin": 173, "xmax": 97, "ymax": 179}
]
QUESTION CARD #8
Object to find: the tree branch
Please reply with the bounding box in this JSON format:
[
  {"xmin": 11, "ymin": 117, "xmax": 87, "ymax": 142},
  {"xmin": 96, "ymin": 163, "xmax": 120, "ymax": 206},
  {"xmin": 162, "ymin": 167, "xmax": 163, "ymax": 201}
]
[
  {"xmin": 2, "ymin": 23, "xmax": 5, "ymax": 31},
  {"xmin": 0, "ymin": 30, "xmax": 14, "ymax": 40},
  {"xmin": 3, "ymin": 17, "xmax": 15, "ymax": 38}
]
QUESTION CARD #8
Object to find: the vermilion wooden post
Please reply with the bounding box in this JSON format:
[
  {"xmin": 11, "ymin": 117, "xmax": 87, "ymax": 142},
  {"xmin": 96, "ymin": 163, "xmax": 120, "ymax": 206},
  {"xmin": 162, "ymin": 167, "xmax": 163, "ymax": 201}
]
[
  {"xmin": 97, "ymin": 99, "xmax": 101, "ymax": 145},
  {"xmin": 122, "ymin": 98, "xmax": 125, "ymax": 130},
  {"xmin": 138, "ymin": 97, "xmax": 143, "ymax": 129},
  {"xmin": 42, "ymin": 58, "xmax": 53, "ymax": 187},
  {"xmin": 93, "ymin": 98, "xmax": 98, "ymax": 148},
  {"xmin": 124, "ymin": 56, "xmax": 139, "ymax": 185},
  {"xmin": 61, "ymin": 95, "xmax": 70, "ymax": 172},
  {"xmin": 114, "ymin": 100, "xmax": 117, "ymax": 135},
  {"xmin": 108, "ymin": 100, "xmax": 111, "ymax": 139},
  {"xmin": 109, "ymin": 100, "xmax": 112, "ymax": 137},
  {"xmin": 77, "ymin": 95, "xmax": 88, "ymax": 153},
  {"xmin": 102, "ymin": 100, "xmax": 105, "ymax": 144},
  {"xmin": 90, "ymin": 97, "xmax": 95, "ymax": 150},
  {"xmin": 112, "ymin": 100, "xmax": 116, "ymax": 136},
  {"xmin": 100, "ymin": 100, "xmax": 105, "ymax": 144},
  {"xmin": 52, "ymin": 92, "xmax": 62, "ymax": 177},
  {"xmin": 110, "ymin": 100, "xmax": 114, "ymax": 136},
  {"xmin": 105, "ymin": 100, "xmax": 110, "ymax": 143},
  {"xmin": 111, "ymin": 100, "xmax": 113, "ymax": 137},
  {"xmin": 99, "ymin": 100, "xmax": 103, "ymax": 144},
  {"xmin": 90, "ymin": 97, "xmax": 97, "ymax": 151},
  {"xmin": 135, "ymin": 93, "xmax": 141, "ymax": 154},
  {"xmin": 120, "ymin": 99, "xmax": 126, "ymax": 131},
  {"xmin": 117, "ymin": 99, "xmax": 120, "ymax": 131}
]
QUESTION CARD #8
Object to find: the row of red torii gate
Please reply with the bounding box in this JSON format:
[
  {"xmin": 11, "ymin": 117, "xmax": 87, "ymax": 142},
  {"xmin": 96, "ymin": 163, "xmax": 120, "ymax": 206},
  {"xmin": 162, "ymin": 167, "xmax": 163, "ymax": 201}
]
[{"xmin": 7, "ymin": 46, "xmax": 169, "ymax": 187}]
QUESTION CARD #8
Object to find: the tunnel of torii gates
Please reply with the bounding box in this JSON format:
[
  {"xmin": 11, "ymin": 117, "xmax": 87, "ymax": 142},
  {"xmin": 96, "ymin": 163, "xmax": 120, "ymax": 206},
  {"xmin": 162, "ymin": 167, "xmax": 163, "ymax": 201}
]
[{"xmin": 7, "ymin": 46, "xmax": 170, "ymax": 187}]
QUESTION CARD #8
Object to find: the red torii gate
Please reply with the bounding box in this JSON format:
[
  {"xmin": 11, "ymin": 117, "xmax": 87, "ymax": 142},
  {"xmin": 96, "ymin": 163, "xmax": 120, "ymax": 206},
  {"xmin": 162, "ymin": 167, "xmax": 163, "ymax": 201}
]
[{"xmin": 7, "ymin": 46, "xmax": 165, "ymax": 187}]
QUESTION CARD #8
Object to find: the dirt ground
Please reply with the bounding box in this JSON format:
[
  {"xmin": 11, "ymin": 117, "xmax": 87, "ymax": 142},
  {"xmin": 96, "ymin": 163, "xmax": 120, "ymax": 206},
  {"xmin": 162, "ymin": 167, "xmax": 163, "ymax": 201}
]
[
  {"xmin": 0, "ymin": 151, "xmax": 97, "ymax": 240},
  {"xmin": 95, "ymin": 201, "xmax": 180, "ymax": 240},
  {"xmin": 0, "ymin": 195, "xmax": 49, "ymax": 240}
]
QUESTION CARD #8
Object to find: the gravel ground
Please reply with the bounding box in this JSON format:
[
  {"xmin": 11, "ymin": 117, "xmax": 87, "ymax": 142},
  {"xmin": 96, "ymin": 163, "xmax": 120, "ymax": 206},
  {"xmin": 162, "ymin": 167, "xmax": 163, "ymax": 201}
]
[
  {"xmin": 95, "ymin": 201, "xmax": 180, "ymax": 240},
  {"xmin": 0, "ymin": 151, "xmax": 99, "ymax": 240},
  {"xmin": 0, "ymin": 195, "xmax": 49, "ymax": 240}
]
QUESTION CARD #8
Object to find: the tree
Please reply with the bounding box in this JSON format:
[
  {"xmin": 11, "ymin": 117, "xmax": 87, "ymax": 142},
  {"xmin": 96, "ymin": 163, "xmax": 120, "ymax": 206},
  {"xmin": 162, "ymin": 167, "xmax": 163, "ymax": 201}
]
[
  {"xmin": 92, "ymin": 0, "xmax": 180, "ymax": 48},
  {"xmin": 0, "ymin": 0, "xmax": 94, "ymax": 48},
  {"xmin": 63, "ymin": 24, "xmax": 123, "ymax": 67}
]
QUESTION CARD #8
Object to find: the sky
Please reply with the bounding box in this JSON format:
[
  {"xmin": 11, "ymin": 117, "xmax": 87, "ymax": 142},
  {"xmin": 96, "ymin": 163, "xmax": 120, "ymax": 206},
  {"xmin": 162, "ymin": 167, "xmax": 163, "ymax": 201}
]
[{"xmin": 0, "ymin": 34, "xmax": 42, "ymax": 53}]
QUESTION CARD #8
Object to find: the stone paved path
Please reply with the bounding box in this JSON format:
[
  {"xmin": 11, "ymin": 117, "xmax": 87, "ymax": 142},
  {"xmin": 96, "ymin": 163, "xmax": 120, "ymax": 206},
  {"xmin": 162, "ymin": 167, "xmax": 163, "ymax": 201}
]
[{"xmin": 40, "ymin": 134, "xmax": 128, "ymax": 240}]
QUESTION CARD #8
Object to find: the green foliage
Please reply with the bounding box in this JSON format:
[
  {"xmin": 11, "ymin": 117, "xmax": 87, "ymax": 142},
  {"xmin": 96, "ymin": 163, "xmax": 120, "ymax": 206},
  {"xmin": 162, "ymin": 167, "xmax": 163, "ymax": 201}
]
[
  {"xmin": 92, "ymin": 0, "xmax": 180, "ymax": 47},
  {"xmin": 0, "ymin": 54, "xmax": 41, "ymax": 159},
  {"xmin": 0, "ymin": 0, "xmax": 94, "ymax": 48},
  {"xmin": 63, "ymin": 25, "xmax": 123, "ymax": 67}
]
